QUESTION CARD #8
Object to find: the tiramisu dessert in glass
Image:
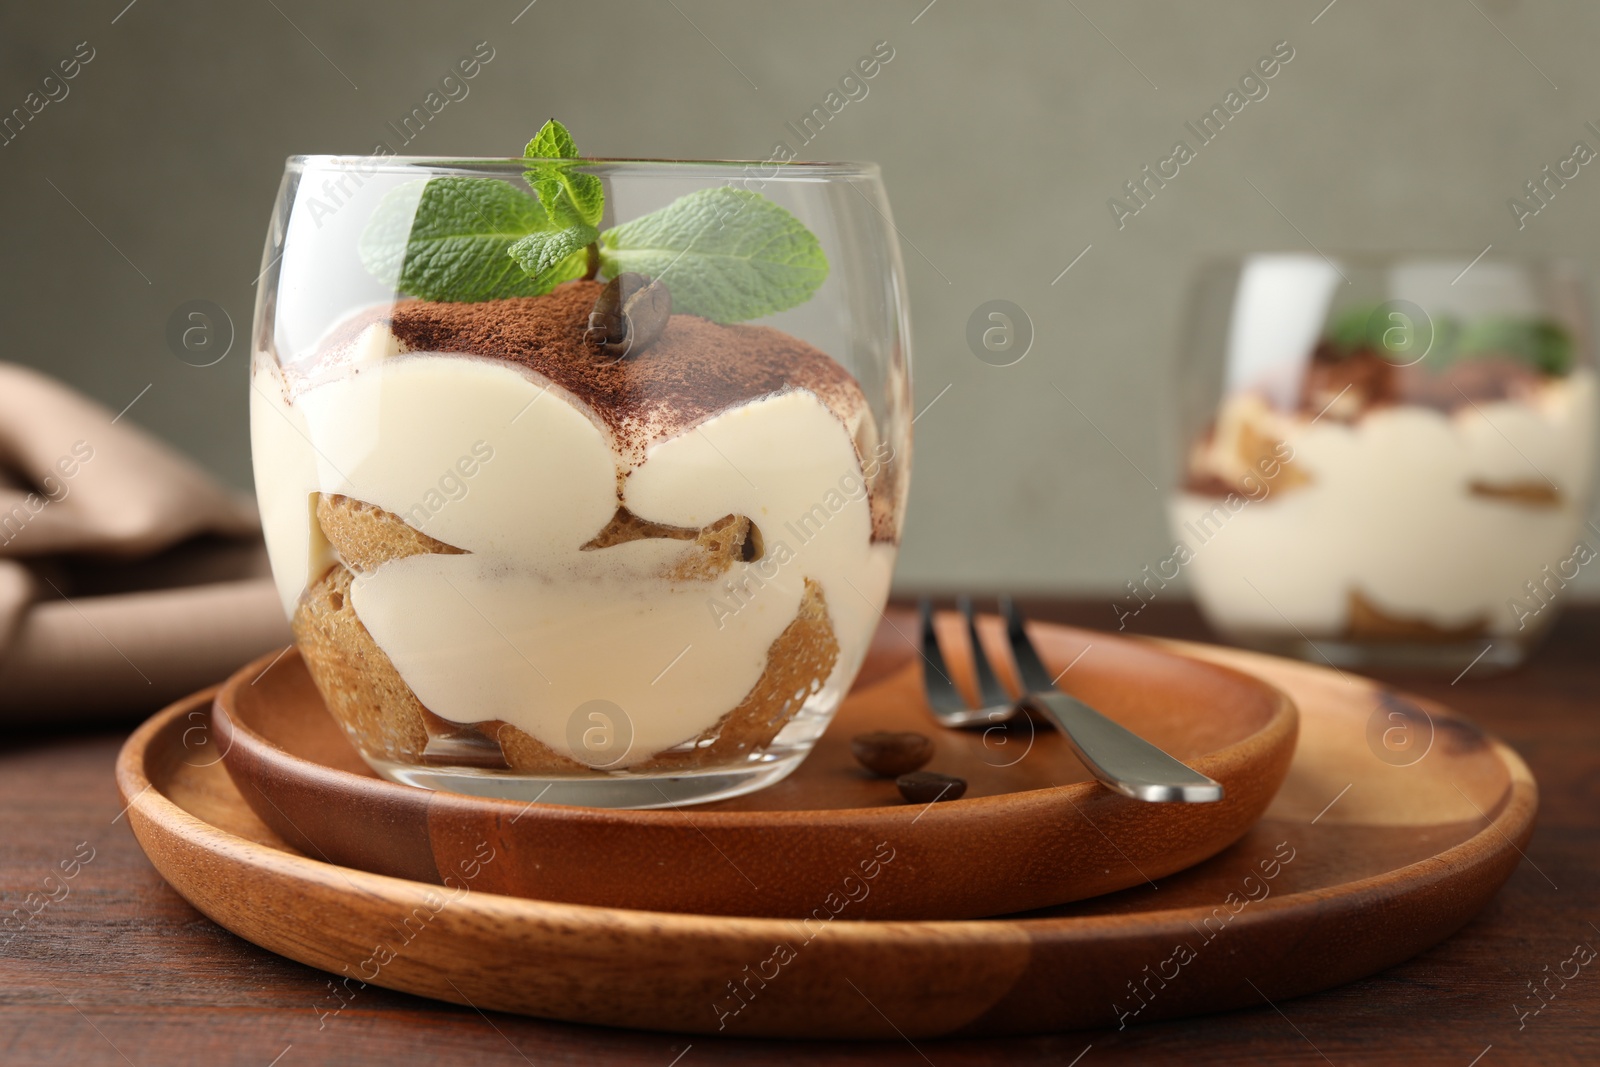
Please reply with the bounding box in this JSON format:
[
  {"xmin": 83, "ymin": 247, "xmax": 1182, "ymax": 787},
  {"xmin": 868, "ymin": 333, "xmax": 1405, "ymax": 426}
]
[
  {"xmin": 1170, "ymin": 255, "xmax": 1594, "ymax": 671},
  {"xmin": 250, "ymin": 122, "xmax": 911, "ymax": 805}
]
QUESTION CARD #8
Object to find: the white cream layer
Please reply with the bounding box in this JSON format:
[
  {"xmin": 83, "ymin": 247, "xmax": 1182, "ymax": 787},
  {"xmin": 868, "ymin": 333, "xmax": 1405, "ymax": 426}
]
[
  {"xmin": 251, "ymin": 349, "xmax": 894, "ymax": 766},
  {"xmin": 1169, "ymin": 370, "xmax": 1597, "ymax": 637}
]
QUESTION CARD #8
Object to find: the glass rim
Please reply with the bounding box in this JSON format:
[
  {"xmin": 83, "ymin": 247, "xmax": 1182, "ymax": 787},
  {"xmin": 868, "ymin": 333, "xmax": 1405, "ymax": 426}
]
[{"xmin": 285, "ymin": 154, "xmax": 881, "ymax": 179}]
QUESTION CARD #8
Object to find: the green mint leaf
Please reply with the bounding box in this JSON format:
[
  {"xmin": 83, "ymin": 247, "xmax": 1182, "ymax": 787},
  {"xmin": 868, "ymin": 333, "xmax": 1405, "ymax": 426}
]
[
  {"xmin": 525, "ymin": 118, "xmax": 579, "ymax": 160},
  {"xmin": 360, "ymin": 177, "xmax": 561, "ymax": 302},
  {"xmin": 1325, "ymin": 304, "xmax": 1572, "ymax": 375},
  {"xmin": 1324, "ymin": 305, "xmax": 1375, "ymax": 356},
  {"xmin": 1456, "ymin": 316, "xmax": 1572, "ymax": 375},
  {"xmin": 507, "ymin": 223, "xmax": 596, "ymax": 286},
  {"xmin": 524, "ymin": 118, "xmax": 604, "ymax": 228},
  {"xmin": 598, "ymin": 187, "xmax": 828, "ymax": 322},
  {"xmin": 531, "ymin": 174, "xmax": 597, "ymax": 228}
]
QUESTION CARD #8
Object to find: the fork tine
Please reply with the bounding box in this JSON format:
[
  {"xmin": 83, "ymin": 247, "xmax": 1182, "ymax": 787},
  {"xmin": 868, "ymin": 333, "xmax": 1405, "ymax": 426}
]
[
  {"xmin": 919, "ymin": 597, "xmax": 971, "ymax": 714},
  {"xmin": 1001, "ymin": 596, "xmax": 1058, "ymax": 694},
  {"xmin": 959, "ymin": 595, "xmax": 1012, "ymax": 709}
]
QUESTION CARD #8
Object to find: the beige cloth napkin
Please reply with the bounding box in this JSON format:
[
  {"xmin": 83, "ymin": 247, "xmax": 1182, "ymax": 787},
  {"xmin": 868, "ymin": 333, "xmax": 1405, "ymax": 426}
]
[{"xmin": 0, "ymin": 362, "xmax": 292, "ymax": 721}]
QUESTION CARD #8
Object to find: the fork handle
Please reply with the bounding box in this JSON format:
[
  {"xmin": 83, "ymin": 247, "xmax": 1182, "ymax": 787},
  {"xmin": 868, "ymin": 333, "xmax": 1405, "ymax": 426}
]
[{"xmin": 1024, "ymin": 690, "xmax": 1224, "ymax": 803}]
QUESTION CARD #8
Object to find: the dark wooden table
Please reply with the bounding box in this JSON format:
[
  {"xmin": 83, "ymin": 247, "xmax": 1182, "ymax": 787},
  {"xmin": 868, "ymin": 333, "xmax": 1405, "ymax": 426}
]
[{"xmin": 2, "ymin": 600, "xmax": 1596, "ymax": 1066}]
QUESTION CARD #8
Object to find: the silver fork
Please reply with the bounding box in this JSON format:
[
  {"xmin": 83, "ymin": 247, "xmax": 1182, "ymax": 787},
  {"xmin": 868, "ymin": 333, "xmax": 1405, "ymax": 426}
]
[{"xmin": 918, "ymin": 596, "xmax": 1223, "ymax": 803}]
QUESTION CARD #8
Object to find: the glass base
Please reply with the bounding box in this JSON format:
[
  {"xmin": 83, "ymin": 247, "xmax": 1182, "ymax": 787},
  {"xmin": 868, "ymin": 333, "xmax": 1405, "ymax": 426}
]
[
  {"xmin": 362, "ymin": 750, "xmax": 808, "ymax": 809},
  {"xmin": 1222, "ymin": 631, "xmax": 1529, "ymax": 675}
]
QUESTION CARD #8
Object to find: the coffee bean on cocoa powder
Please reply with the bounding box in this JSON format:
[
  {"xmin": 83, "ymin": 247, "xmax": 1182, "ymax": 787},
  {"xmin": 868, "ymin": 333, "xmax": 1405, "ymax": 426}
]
[
  {"xmin": 850, "ymin": 731, "xmax": 934, "ymax": 777},
  {"xmin": 584, "ymin": 272, "xmax": 672, "ymax": 360},
  {"xmin": 895, "ymin": 771, "xmax": 967, "ymax": 804}
]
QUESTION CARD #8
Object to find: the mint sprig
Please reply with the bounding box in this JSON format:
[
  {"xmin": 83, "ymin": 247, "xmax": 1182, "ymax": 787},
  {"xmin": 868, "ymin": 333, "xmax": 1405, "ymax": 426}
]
[{"xmin": 359, "ymin": 118, "xmax": 829, "ymax": 322}]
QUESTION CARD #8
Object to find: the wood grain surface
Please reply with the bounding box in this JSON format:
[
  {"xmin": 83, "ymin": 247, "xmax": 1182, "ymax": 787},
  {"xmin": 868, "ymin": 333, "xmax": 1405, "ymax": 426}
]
[
  {"xmin": 1, "ymin": 600, "xmax": 1596, "ymax": 1065},
  {"xmin": 111, "ymin": 614, "xmax": 1531, "ymax": 1039},
  {"xmin": 210, "ymin": 615, "xmax": 1297, "ymax": 920}
]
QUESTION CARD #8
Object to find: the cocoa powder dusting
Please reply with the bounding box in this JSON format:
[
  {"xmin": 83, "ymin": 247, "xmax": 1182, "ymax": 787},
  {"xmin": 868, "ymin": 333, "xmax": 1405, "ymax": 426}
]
[{"xmin": 380, "ymin": 281, "xmax": 863, "ymax": 455}]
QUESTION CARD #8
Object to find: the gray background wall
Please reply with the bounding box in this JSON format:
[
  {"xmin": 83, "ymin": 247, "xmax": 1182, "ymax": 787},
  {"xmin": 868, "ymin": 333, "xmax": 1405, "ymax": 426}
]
[{"xmin": 5, "ymin": 0, "xmax": 1599, "ymax": 603}]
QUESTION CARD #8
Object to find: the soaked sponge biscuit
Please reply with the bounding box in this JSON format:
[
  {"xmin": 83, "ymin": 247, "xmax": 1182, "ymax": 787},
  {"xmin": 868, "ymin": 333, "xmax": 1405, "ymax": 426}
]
[
  {"xmin": 582, "ymin": 506, "xmax": 759, "ymax": 582},
  {"xmin": 317, "ymin": 493, "xmax": 467, "ymax": 572},
  {"xmin": 293, "ymin": 563, "xmax": 431, "ymax": 762}
]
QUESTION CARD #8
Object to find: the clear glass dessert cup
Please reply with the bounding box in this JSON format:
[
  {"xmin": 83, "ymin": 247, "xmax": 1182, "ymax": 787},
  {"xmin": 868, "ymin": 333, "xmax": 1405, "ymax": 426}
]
[
  {"xmin": 1169, "ymin": 254, "xmax": 1595, "ymax": 673},
  {"xmin": 250, "ymin": 154, "xmax": 911, "ymax": 806}
]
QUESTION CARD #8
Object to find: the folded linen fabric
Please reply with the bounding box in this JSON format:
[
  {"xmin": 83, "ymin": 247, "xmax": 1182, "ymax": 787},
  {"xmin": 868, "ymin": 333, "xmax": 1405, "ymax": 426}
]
[{"xmin": 0, "ymin": 363, "xmax": 290, "ymax": 721}]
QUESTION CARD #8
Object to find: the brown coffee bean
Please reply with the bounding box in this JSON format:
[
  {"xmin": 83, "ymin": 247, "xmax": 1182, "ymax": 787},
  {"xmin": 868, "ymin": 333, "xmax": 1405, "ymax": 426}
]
[
  {"xmin": 896, "ymin": 771, "xmax": 967, "ymax": 804},
  {"xmin": 850, "ymin": 731, "xmax": 934, "ymax": 777},
  {"xmin": 584, "ymin": 272, "xmax": 672, "ymax": 360}
]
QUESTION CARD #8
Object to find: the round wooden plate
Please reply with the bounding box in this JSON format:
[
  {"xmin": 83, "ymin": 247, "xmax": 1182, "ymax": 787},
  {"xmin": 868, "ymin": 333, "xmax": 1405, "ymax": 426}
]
[
  {"xmin": 209, "ymin": 615, "xmax": 1297, "ymax": 919},
  {"xmin": 116, "ymin": 628, "xmax": 1534, "ymax": 1038}
]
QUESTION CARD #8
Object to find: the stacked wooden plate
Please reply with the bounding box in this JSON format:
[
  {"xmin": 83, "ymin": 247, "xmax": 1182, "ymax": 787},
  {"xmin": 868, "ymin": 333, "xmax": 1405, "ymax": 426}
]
[{"xmin": 116, "ymin": 613, "xmax": 1534, "ymax": 1038}]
